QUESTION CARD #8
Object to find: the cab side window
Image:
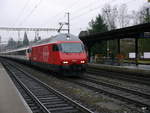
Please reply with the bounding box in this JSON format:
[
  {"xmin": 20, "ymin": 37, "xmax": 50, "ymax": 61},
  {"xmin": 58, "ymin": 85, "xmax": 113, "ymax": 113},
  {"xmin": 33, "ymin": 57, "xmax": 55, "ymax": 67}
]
[
  {"xmin": 52, "ymin": 44, "xmax": 59, "ymax": 51},
  {"xmin": 27, "ymin": 49, "xmax": 30, "ymax": 53}
]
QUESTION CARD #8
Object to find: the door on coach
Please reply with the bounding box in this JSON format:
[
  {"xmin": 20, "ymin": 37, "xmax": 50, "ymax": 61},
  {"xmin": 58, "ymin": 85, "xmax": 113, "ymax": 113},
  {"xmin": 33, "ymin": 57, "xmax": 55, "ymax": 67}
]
[
  {"xmin": 52, "ymin": 44, "xmax": 60, "ymax": 65},
  {"xmin": 26, "ymin": 48, "xmax": 32, "ymax": 60}
]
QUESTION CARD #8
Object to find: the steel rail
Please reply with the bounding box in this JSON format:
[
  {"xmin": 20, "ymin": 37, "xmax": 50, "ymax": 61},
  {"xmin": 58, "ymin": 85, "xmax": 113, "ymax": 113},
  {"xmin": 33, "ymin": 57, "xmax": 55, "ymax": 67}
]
[
  {"xmin": 3, "ymin": 62, "xmax": 51, "ymax": 113},
  {"xmin": 3, "ymin": 60, "xmax": 93, "ymax": 113},
  {"xmin": 87, "ymin": 68, "xmax": 150, "ymax": 86},
  {"xmin": 71, "ymin": 80, "xmax": 150, "ymax": 108},
  {"xmin": 62, "ymin": 78, "xmax": 150, "ymax": 112},
  {"xmin": 83, "ymin": 75, "xmax": 150, "ymax": 99}
]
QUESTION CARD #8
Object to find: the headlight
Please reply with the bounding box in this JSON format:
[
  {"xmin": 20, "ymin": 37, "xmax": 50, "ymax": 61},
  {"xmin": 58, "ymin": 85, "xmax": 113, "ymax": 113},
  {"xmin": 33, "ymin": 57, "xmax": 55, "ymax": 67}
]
[
  {"xmin": 81, "ymin": 60, "xmax": 85, "ymax": 63},
  {"xmin": 63, "ymin": 61, "xmax": 68, "ymax": 64}
]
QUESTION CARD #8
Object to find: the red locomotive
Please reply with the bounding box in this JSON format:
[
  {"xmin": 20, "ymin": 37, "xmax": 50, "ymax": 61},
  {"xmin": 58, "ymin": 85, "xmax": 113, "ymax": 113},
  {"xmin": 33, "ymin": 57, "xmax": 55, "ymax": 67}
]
[{"xmin": 1, "ymin": 33, "xmax": 88, "ymax": 76}]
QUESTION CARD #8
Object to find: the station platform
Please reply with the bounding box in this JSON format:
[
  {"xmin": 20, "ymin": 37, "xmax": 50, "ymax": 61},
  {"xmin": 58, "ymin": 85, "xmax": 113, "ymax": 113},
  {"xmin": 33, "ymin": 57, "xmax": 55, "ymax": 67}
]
[
  {"xmin": 88, "ymin": 63, "xmax": 150, "ymax": 76},
  {"xmin": 0, "ymin": 63, "xmax": 32, "ymax": 113}
]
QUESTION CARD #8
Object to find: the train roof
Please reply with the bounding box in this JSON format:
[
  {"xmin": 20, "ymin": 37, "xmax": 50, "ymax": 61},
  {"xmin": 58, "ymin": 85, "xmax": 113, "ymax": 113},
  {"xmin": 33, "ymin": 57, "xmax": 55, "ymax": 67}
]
[
  {"xmin": 32, "ymin": 33, "xmax": 81, "ymax": 46},
  {"xmin": 53, "ymin": 33, "xmax": 80, "ymax": 42},
  {"xmin": 0, "ymin": 34, "xmax": 81, "ymax": 54},
  {"xmin": 0, "ymin": 46, "xmax": 28, "ymax": 54}
]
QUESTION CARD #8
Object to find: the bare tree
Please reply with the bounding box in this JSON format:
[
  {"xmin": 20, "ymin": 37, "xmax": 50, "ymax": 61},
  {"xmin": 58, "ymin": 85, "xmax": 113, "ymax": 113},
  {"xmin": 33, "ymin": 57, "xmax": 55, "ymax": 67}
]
[
  {"xmin": 132, "ymin": 4, "xmax": 150, "ymax": 24},
  {"xmin": 102, "ymin": 4, "xmax": 118, "ymax": 30},
  {"xmin": 7, "ymin": 38, "xmax": 17, "ymax": 49},
  {"xmin": 131, "ymin": 10, "xmax": 140, "ymax": 25},
  {"xmin": 118, "ymin": 4, "xmax": 130, "ymax": 28}
]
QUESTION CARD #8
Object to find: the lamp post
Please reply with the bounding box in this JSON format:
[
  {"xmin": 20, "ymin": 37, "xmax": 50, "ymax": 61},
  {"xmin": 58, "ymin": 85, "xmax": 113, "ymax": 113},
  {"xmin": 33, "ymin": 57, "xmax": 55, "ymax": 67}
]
[{"xmin": 147, "ymin": 0, "xmax": 150, "ymax": 22}]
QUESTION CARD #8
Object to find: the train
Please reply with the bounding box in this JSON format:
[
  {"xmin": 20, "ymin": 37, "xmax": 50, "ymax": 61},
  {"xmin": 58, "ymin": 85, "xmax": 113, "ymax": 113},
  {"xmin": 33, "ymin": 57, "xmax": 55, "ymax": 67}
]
[{"xmin": 0, "ymin": 33, "xmax": 88, "ymax": 76}]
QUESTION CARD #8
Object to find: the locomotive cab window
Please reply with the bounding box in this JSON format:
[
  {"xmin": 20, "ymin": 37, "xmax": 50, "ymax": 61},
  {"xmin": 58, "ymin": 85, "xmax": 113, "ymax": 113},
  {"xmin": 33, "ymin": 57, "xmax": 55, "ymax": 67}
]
[
  {"xmin": 60, "ymin": 43, "xmax": 84, "ymax": 53},
  {"xmin": 52, "ymin": 44, "xmax": 59, "ymax": 51}
]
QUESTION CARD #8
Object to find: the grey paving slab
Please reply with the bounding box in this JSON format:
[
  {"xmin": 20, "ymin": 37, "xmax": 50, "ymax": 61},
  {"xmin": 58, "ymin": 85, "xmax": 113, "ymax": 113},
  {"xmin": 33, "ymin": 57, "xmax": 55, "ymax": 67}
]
[{"xmin": 0, "ymin": 63, "xmax": 32, "ymax": 113}]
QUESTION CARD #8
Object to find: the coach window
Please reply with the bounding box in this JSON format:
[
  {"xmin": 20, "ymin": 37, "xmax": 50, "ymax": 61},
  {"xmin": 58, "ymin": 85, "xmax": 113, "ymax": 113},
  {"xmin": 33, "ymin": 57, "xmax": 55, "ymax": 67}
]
[
  {"xmin": 18, "ymin": 50, "xmax": 26, "ymax": 55},
  {"xmin": 52, "ymin": 44, "xmax": 59, "ymax": 51}
]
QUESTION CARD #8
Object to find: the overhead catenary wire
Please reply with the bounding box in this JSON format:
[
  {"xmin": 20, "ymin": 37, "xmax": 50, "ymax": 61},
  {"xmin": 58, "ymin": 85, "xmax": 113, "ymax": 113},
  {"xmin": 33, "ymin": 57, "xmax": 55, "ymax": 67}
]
[
  {"xmin": 70, "ymin": 0, "xmax": 100, "ymax": 14},
  {"xmin": 71, "ymin": 5, "xmax": 102, "ymax": 21},
  {"xmin": 70, "ymin": 0, "xmax": 115, "ymax": 17},
  {"xmin": 3, "ymin": 0, "xmax": 139, "ymax": 40},
  {"xmin": 18, "ymin": 0, "xmax": 42, "ymax": 26},
  {"xmin": 14, "ymin": 0, "xmax": 40, "ymax": 27},
  {"xmin": 1, "ymin": 0, "xmax": 43, "ymax": 43},
  {"xmin": 12, "ymin": 0, "xmax": 31, "ymax": 27},
  {"xmin": 19, "ymin": 0, "xmax": 115, "ymax": 28},
  {"xmin": 70, "ymin": 0, "xmax": 135, "ymax": 23},
  {"xmin": 65, "ymin": 1, "xmax": 102, "ymax": 25},
  {"xmin": 41, "ymin": 0, "xmax": 116, "ymax": 34},
  {"xmin": 55, "ymin": 0, "xmax": 100, "ymax": 23},
  {"xmin": 47, "ymin": 0, "xmax": 106, "ymax": 27},
  {"xmin": 69, "ymin": 0, "xmax": 123, "ymax": 33},
  {"xmin": 43, "ymin": 0, "xmax": 80, "ymax": 25}
]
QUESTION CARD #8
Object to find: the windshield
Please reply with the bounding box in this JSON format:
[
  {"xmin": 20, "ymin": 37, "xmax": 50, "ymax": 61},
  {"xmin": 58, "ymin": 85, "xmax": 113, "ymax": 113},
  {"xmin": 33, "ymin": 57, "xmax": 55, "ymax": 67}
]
[{"xmin": 60, "ymin": 43, "xmax": 84, "ymax": 53}]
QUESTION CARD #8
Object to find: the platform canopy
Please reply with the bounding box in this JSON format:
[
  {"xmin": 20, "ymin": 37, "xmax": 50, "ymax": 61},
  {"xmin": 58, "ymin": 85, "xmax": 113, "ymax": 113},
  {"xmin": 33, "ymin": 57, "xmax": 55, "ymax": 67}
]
[
  {"xmin": 79, "ymin": 23, "xmax": 150, "ymax": 65},
  {"xmin": 79, "ymin": 23, "xmax": 150, "ymax": 44}
]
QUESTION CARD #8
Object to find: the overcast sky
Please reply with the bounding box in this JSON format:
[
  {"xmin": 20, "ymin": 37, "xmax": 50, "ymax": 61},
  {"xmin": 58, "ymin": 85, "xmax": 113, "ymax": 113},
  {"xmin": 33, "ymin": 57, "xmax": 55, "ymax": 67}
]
[{"xmin": 0, "ymin": 0, "xmax": 149, "ymax": 42}]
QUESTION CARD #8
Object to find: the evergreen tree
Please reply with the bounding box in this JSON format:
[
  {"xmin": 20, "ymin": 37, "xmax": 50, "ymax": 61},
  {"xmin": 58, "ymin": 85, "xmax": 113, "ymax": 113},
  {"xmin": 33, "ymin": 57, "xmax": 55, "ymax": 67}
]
[
  {"xmin": 87, "ymin": 14, "xmax": 108, "ymax": 56},
  {"xmin": 88, "ymin": 14, "xmax": 108, "ymax": 33},
  {"xmin": 23, "ymin": 32, "xmax": 29, "ymax": 46},
  {"xmin": 17, "ymin": 40, "xmax": 23, "ymax": 48},
  {"xmin": 7, "ymin": 38, "xmax": 17, "ymax": 49}
]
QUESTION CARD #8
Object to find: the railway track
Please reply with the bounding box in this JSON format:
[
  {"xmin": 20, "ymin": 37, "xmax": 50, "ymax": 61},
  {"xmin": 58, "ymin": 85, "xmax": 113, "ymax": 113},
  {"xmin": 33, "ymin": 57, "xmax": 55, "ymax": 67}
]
[
  {"xmin": 63, "ymin": 75, "xmax": 150, "ymax": 112},
  {"xmin": 2, "ymin": 59, "xmax": 150, "ymax": 112},
  {"xmin": 6, "ymin": 70, "xmax": 45, "ymax": 113},
  {"xmin": 87, "ymin": 67, "xmax": 150, "ymax": 86},
  {"xmin": 83, "ymin": 75, "xmax": 150, "ymax": 100},
  {"xmin": 2, "ymin": 61, "xmax": 93, "ymax": 113}
]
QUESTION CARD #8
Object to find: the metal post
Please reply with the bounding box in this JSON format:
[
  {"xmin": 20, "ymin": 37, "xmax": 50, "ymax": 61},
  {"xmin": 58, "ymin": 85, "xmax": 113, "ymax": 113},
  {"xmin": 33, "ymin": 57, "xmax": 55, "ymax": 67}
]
[
  {"xmin": 146, "ymin": 8, "xmax": 150, "ymax": 23},
  {"xmin": 135, "ymin": 38, "xmax": 139, "ymax": 66},
  {"xmin": 107, "ymin": 40, "xmax": 109, "ymax": 58},
  {"xmin": 88, "ymin": 47, "xmax": 91, "ymax": 62},
  {"xmin": 117, "ymin": 39, "xmax": 121, "ymax": 66},
  {"xmin": 67, "ymin": 12, "xmax": 70, "ymax": 34},
  {"xmin": 117, "ymin": 39, "xmax": 120, "ymax": 54},
  {"xmin": 0, "ymin": 36, "xmax": 1, "ymax": 52}
]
